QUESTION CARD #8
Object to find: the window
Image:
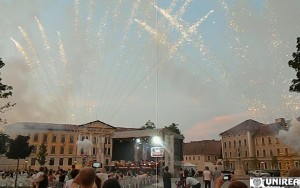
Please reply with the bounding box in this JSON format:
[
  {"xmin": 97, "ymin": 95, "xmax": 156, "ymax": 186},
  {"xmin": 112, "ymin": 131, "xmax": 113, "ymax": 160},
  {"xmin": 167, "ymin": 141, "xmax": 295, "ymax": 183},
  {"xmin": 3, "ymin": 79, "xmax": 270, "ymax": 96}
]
[
  {"xmin": 224, "ymin": 142, "xmax": 227, "ymax": 148},
  {"xmin": 278, "ymin": 162, "xmax": 282, "ymax": 169},
  {"xmin": 49, "ymin": 158, "xmax": 54, "ymax": 166},
  {"xmin": 233, "ymin": 141, "xmax": 236, "ymax": 147},
  {"xmin": 189, "ymin": 156, "xmax": 191, "ymax": 161},
  {"xmin": 93, "ymin": 137, "xmax": 97, "ymax": 144},
  {"xmin": 244, "ymin": 139, "xmax": 247, "ymax": 146},
  {"xmin": 256, "ymin": 150, "xmax": 259, "ymax": 157},
  {"xmin": 255, "ymin": 138, "xmax": 258, "ymax": 145},
  {"xmin": 224, "ymin": 152, "xmax": 227, "ymax": 158},
  {"xmin": 270, "ymin": 149, "xmax": 273, "ymax": 156},
  {"xmin": 245, "ymin": 151, "xmax": 248, "ymax": 157},
  {"xmin": 61, "ymin": 135, "xmax": 65, "ymax": 143},
  {"xmin": 59, "ymin": 158, "xmax": 64, "ymax": 166},
  {"xmin": 262, "ymin": 138, "xmax": 265, "ymax": 145},
  {"xmin": 34, "ymin": 134, "xmax": 38, "ymax": 142},
  {"xmin": 69, "ymin": 146, "xmax": 73, "ymax": 154},
  {"xmin": 31, "ymin": 158, "xmax": 36, "ymax": 166},
  {"xmin": 268, "ymin": 137, "xmax": 271, "ymax": 144},
  {"xmin": 193, "ymin": 156, "xmax": 195, "ymax": 160},
  {"xmin": 43, "ymin": 134, "xmax": 48, "ymax": 143},
  {"xmin": 238, "ymin": 140, "xmax": 241, "ymax": 147},
  {"xmin": 68, "ymin": 158, "xmax": 73, "ymax": 165},
  {"xmin": 70, "ymin": 136, "xmax": 74, "ymax": 143},
  {"xmin": 186, "ymin": 157, "xmax": 188, "ymax": 161},
  {"xmin": 81, "ymin": 136, "xmax": 85, "ymax": 141},
  {"xmin": 295, "ymin": 161, "xmax": 299, "ymax": 168},
  {"xmin": 198, "ymin": 156, "xmax": 200, "ymax": 160},
  {"xmin": 51, "ymin": 146, "xmax": 56, "ymax": 154},
  {"xmin": 52, "ymin": 135, "xmax": 56, "ymax": 143},
  {"xmin": 104, "ymin": 148, "xmax": 107, "ymax": 155},
  {"xmin": 108, "ymin": 148, "xmax": 111, "ymax": 155},
  {"xmin": 263, "ymin": 150, "xmax": 266, "ymax": 157},
  {"xmin": 285, "ymin": 148, "xmax": 288, "ymax": 156},
  {"xmin": 229, "ymin": 141, "xmax": 231, "ymax": 148},
  {"xmin": 208, "ymin": 156, "xmax": 211, "ymax": 161},
  {"xmin": 105, "ymin": 137, "xmax": 110, "ymax": 144},
  {"xmin": 106, "ymin": 159, "xmax": 109, "ymax": 165},
  {"xmin": 93, "ymin": 148, "xmax": 96, "ymax": 155},
  {"xmin": 229, "ymin": 152, "xmax": 232, "ymax": 158},
  {"xmin": 60, "ymin": 146, "xmax": 64, "ymax": 154},
  {"xmin": 215, "ymin": 156, "xmax": 218, "ymax": 161},
  {"xmin": 277, "ymin": 148, "xmax": 280, "ymax": 156}
]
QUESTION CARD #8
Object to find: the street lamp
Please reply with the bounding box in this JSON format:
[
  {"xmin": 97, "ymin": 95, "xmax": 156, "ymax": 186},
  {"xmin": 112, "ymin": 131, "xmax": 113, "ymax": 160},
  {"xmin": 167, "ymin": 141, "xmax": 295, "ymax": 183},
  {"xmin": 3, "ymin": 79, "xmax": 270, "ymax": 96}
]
[
  {"xmin": 25, "ymin": 160, "xmax": 28, "ymax": 170},
  {"xmin": 152, "ymin": 136, "xmax": 162, "ymax": 145}
]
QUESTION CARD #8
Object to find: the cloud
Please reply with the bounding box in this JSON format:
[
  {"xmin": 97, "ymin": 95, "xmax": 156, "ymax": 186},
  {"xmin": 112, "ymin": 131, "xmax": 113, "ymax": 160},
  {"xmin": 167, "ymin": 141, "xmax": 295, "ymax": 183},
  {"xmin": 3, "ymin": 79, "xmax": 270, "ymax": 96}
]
[{"xmin": 183, "ymin": 111, "xmax": 249, "ymax": 142}]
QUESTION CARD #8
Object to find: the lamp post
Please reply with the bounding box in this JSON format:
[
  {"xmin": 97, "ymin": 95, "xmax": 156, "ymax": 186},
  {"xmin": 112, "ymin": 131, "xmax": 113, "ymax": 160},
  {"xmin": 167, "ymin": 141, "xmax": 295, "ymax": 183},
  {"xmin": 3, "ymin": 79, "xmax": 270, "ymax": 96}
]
[{"xmin": 25, "ymin": 160, "xmax": 28, "ymax": 170}]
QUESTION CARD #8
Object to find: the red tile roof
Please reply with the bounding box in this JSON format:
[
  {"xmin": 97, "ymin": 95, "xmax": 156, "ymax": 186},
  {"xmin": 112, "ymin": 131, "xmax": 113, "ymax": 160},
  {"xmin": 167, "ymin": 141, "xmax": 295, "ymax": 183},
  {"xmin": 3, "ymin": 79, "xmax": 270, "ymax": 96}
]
[
  {"xmin": 183, "ymin": 140, "xmax": 221, "ymax": 155},
  {"xmin": 219, "ymin": 119, "xmax": 264, "ymax": 136}
]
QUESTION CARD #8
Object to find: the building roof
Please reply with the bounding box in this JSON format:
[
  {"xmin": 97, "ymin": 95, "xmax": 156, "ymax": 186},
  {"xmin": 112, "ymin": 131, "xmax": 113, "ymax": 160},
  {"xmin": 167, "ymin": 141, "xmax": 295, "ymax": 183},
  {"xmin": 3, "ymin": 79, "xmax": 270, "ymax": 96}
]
[
  {"xmin": 219, "ymin": 119, "xmax": 264, "ymax": 136},
  {"xmin": 112, "ymin": 128, "xmax": 184, "ymax": 139},
  {"xmin": 255, "ymin": 122, "xmax": 286, "ymax": 135},
  {"xmin": 79, "ymin": 120, "xmax": 116, "ymax": 129},
  {"xmin": 183, "ymin": 140, "xmax": 221, "ymax": 155}
]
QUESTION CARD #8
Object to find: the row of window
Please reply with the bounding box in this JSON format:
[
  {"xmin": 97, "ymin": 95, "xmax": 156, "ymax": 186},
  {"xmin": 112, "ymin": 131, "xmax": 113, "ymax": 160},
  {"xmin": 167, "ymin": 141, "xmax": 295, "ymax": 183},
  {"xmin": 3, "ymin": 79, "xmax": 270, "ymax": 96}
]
[
  {"xmin": 223, "ymin": 137, "xmax": 280, "ymax": 148},
  {"xmin": 32, "ymin": 145, "xmax": 111, "ymax": 155},
  {"xmin": 224, "ymin": 148, "xmax": 289, "ymax": 158},
  {"xmin": 185, "ymin": 155, "xmax": 218, "ymax": 162},
  {"xmin": 227, "ymin": 161, "xmax": 299, "ymax": 170},
  {"xmin": 33, "ymin": 134, "xmax": 112, "ymax": 145}
]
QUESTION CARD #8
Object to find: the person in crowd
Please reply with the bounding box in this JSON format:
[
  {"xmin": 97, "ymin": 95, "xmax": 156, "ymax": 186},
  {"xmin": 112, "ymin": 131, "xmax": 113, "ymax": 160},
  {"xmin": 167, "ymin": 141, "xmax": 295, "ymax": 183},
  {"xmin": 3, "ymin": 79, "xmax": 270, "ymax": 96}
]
[
  {"xmin": 66, "ymin": 165, "xmax": 76, "ymax": 181},
  {"xmin": 96, "ymin": 168, "xmax": 108, "ymax": 187},
  {"xmin": 163, "ymin": 166, "xmax": 172, "ymax": 188},
  {"xmin": 184, "ymin": 170, "xmax": 201, "ymax": 188},
  {"xmin": 58, "ymin": 169, "xmax": 66, "ymax": 188},
  {"xmin": 64, "ymin": 169, "xmax": 80, "ymax": 188},
  {"xmin": 211, "ymin": 167, "xmax": 221, "ymax": 184},
  {"xmin": 203, "ymin": 166, "xmax": 212, "ymax": 188},
  {"xmin": 32, "ymin": 171, "xmax": 49, "ymax": 188},
  {"xmin": 102, "ymin": 178, "xmax": 121, "ymax": 188},
  {"xmin": 71, "ymin": 167, "xmax": 102, "ymax": 188}
]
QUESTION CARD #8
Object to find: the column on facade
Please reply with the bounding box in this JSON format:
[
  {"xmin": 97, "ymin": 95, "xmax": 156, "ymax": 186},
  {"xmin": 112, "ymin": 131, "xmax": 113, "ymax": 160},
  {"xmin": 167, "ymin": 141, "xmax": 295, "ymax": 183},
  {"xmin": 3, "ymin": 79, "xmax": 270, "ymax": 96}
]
[
  {"xmin": 247, "ymin": 131, "xmax": 253, "ymax": 157},
  {"xmin": 101, "ymin": 136, "xmax": 105, "ymax": 166}
]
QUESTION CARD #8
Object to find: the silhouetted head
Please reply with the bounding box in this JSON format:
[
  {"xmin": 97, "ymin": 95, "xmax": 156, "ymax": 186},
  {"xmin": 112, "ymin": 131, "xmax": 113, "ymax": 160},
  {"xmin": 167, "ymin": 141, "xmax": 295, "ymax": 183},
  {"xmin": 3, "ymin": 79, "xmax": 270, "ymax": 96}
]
[
  {"xmin": 102, "ymin": 178, "xmax": 121, "ymax": 188},
  {"xmin": 164, "ymin": 166, "xmax": 169, "ymax": 172},
  {"xmin": 80, "ymin": 167, "xmax": 96, "ymax": 187},
  {"xmin": 228, "ymin": 181, "xmax": 248, "ymax": 188}
]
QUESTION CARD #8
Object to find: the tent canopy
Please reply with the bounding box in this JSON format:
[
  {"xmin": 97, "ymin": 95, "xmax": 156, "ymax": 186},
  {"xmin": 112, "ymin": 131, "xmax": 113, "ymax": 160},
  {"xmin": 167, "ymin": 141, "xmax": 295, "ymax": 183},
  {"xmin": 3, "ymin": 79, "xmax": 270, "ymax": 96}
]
[{"xmin": 183, "ymin": 162, "xmax": 197, "ymax": 167}]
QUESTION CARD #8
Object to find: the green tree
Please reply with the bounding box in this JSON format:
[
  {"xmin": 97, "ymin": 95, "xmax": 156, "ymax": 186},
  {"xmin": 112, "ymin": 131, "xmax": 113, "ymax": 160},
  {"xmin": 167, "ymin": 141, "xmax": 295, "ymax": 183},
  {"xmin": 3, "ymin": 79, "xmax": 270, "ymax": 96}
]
[
  {"xmin": 140, "ymin": 120, "xmax": 156, "ymax": 129},
  {"xmin": 288, "ymin": 37, "xmax": 300, "ymax": 92},
  {"xmin": 0, "ymin": 58, "xmax": 16, "ymax": 124},
  {"xmin": 164, "ymin": 123, "xmax": 184, "ymax": 137},
  {"xmin": 37, "ymin": 142, "xmax": 48, "ymax": 166},
  {"xmin": 0, "ymin": 132, "xmax": 10, "ymax": 155},
  {"xmin": 6, "ymin": 135, "xmax": 33, "ymax": 188}
]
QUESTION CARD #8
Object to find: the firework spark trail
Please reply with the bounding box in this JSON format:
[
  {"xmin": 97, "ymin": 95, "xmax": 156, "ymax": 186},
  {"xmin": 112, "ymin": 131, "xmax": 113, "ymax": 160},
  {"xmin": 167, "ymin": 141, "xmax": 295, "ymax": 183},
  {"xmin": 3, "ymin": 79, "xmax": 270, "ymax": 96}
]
[
  {"xmin": 102, "ymin": 0, "xmax": 142, "ymax": 115},
  {"xmin": 74, "ymin": 0, "xmax": 81, "ymax": 33},
  {"xmin": 169, "ymin": 10, "xmax": 214, "ymax": 56},
  {"xmin": 174, "ymin": 0, "xmax": 192, "ymax": 18},
  {"xmin": 34, "ymin": 16, "xmax": 59, "ymax": 82},
  {"xmin": 10, "ymin": 38, "xmax": 32, "ymax": 68},
  {"xmin": 167, "ymin": 0, "xmax": 179, "ymax": 13}
]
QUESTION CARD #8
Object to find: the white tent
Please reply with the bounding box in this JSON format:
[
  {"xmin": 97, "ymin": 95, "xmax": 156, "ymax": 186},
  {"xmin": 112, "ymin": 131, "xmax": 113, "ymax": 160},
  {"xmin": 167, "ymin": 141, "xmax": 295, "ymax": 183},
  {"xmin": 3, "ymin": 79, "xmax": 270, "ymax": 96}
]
[{"xmin": 183, "ymin": 162, "xmax": 197, "ymax": 167}]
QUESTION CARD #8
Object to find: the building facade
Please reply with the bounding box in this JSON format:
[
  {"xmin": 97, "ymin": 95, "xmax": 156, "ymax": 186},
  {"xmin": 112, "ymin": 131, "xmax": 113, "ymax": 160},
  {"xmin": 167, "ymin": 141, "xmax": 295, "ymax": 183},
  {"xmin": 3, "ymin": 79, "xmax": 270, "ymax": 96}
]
[
  {"xmin": 220, "ymin": 118, "xmax": 300, "ymax": 175},
  {"xmin": 183, "ymin": 140, "xmax": 222, "ymax": 172}
]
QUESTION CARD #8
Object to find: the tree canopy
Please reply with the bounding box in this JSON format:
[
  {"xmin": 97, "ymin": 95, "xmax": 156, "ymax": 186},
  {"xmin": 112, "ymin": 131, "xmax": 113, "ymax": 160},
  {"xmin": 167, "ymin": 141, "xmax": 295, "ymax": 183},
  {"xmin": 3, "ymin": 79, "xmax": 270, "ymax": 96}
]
[
  {"xmin": 288, "ymin": 37, "xmax": 300, "ymax": 92},
  {"xmin": 0, "ymin": 132, "xmax": 10, "ymax": 155},
  {"xmin": 0, "ymin": 58, "xmax": 15, "ymax": 124},
  {"xmin": 6, "ymin": 135, "xmax": 33, "ymax": 159},
  {"xmin": 37, "ymin": 142, "xmax": 48, "ymax": 166},
  {"xmin": 164, "ymin": 123, "xmax": 182, "ymax": 135},
  {"xmin": 140, "ymin": 120, "xmax": 156, "ymax": 129}
]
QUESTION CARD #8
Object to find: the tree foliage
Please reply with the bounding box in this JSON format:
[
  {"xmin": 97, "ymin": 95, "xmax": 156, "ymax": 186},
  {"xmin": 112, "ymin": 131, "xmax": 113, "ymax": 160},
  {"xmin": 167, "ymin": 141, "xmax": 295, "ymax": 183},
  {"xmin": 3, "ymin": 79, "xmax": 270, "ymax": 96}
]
[
  {"xmin": 0, "ymin": 132, "xmax": 10, "ymax": 155},
  {"xmin": 140, "ymin": 120, "xmax": 156, "ymax": 129},
  {"xmin": 6, "ymin": 135, "xmax": 33, "ymax": 159},
  {"xmin": 0, "ymin": 58, "xmax": 15, "ymax": 124},
  {"xmin": 288, "ymin": 37, "xmax": 300, "ymax": 92},
  {"xmin": 164, "ymin": 123, "xmax": 183, "ymax": 137},
  {"xmin": 37, "ymin": 142, "xmax": 48, "ymax": 166}
]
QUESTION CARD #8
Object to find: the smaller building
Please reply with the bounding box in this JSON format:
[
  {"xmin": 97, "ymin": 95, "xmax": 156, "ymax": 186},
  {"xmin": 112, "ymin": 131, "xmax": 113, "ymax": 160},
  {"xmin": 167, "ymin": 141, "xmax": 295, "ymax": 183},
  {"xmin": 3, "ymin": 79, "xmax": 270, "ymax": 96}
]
[{"xmin": 183, "ymin": 140, "xmax": 221, "ymax": 172}]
